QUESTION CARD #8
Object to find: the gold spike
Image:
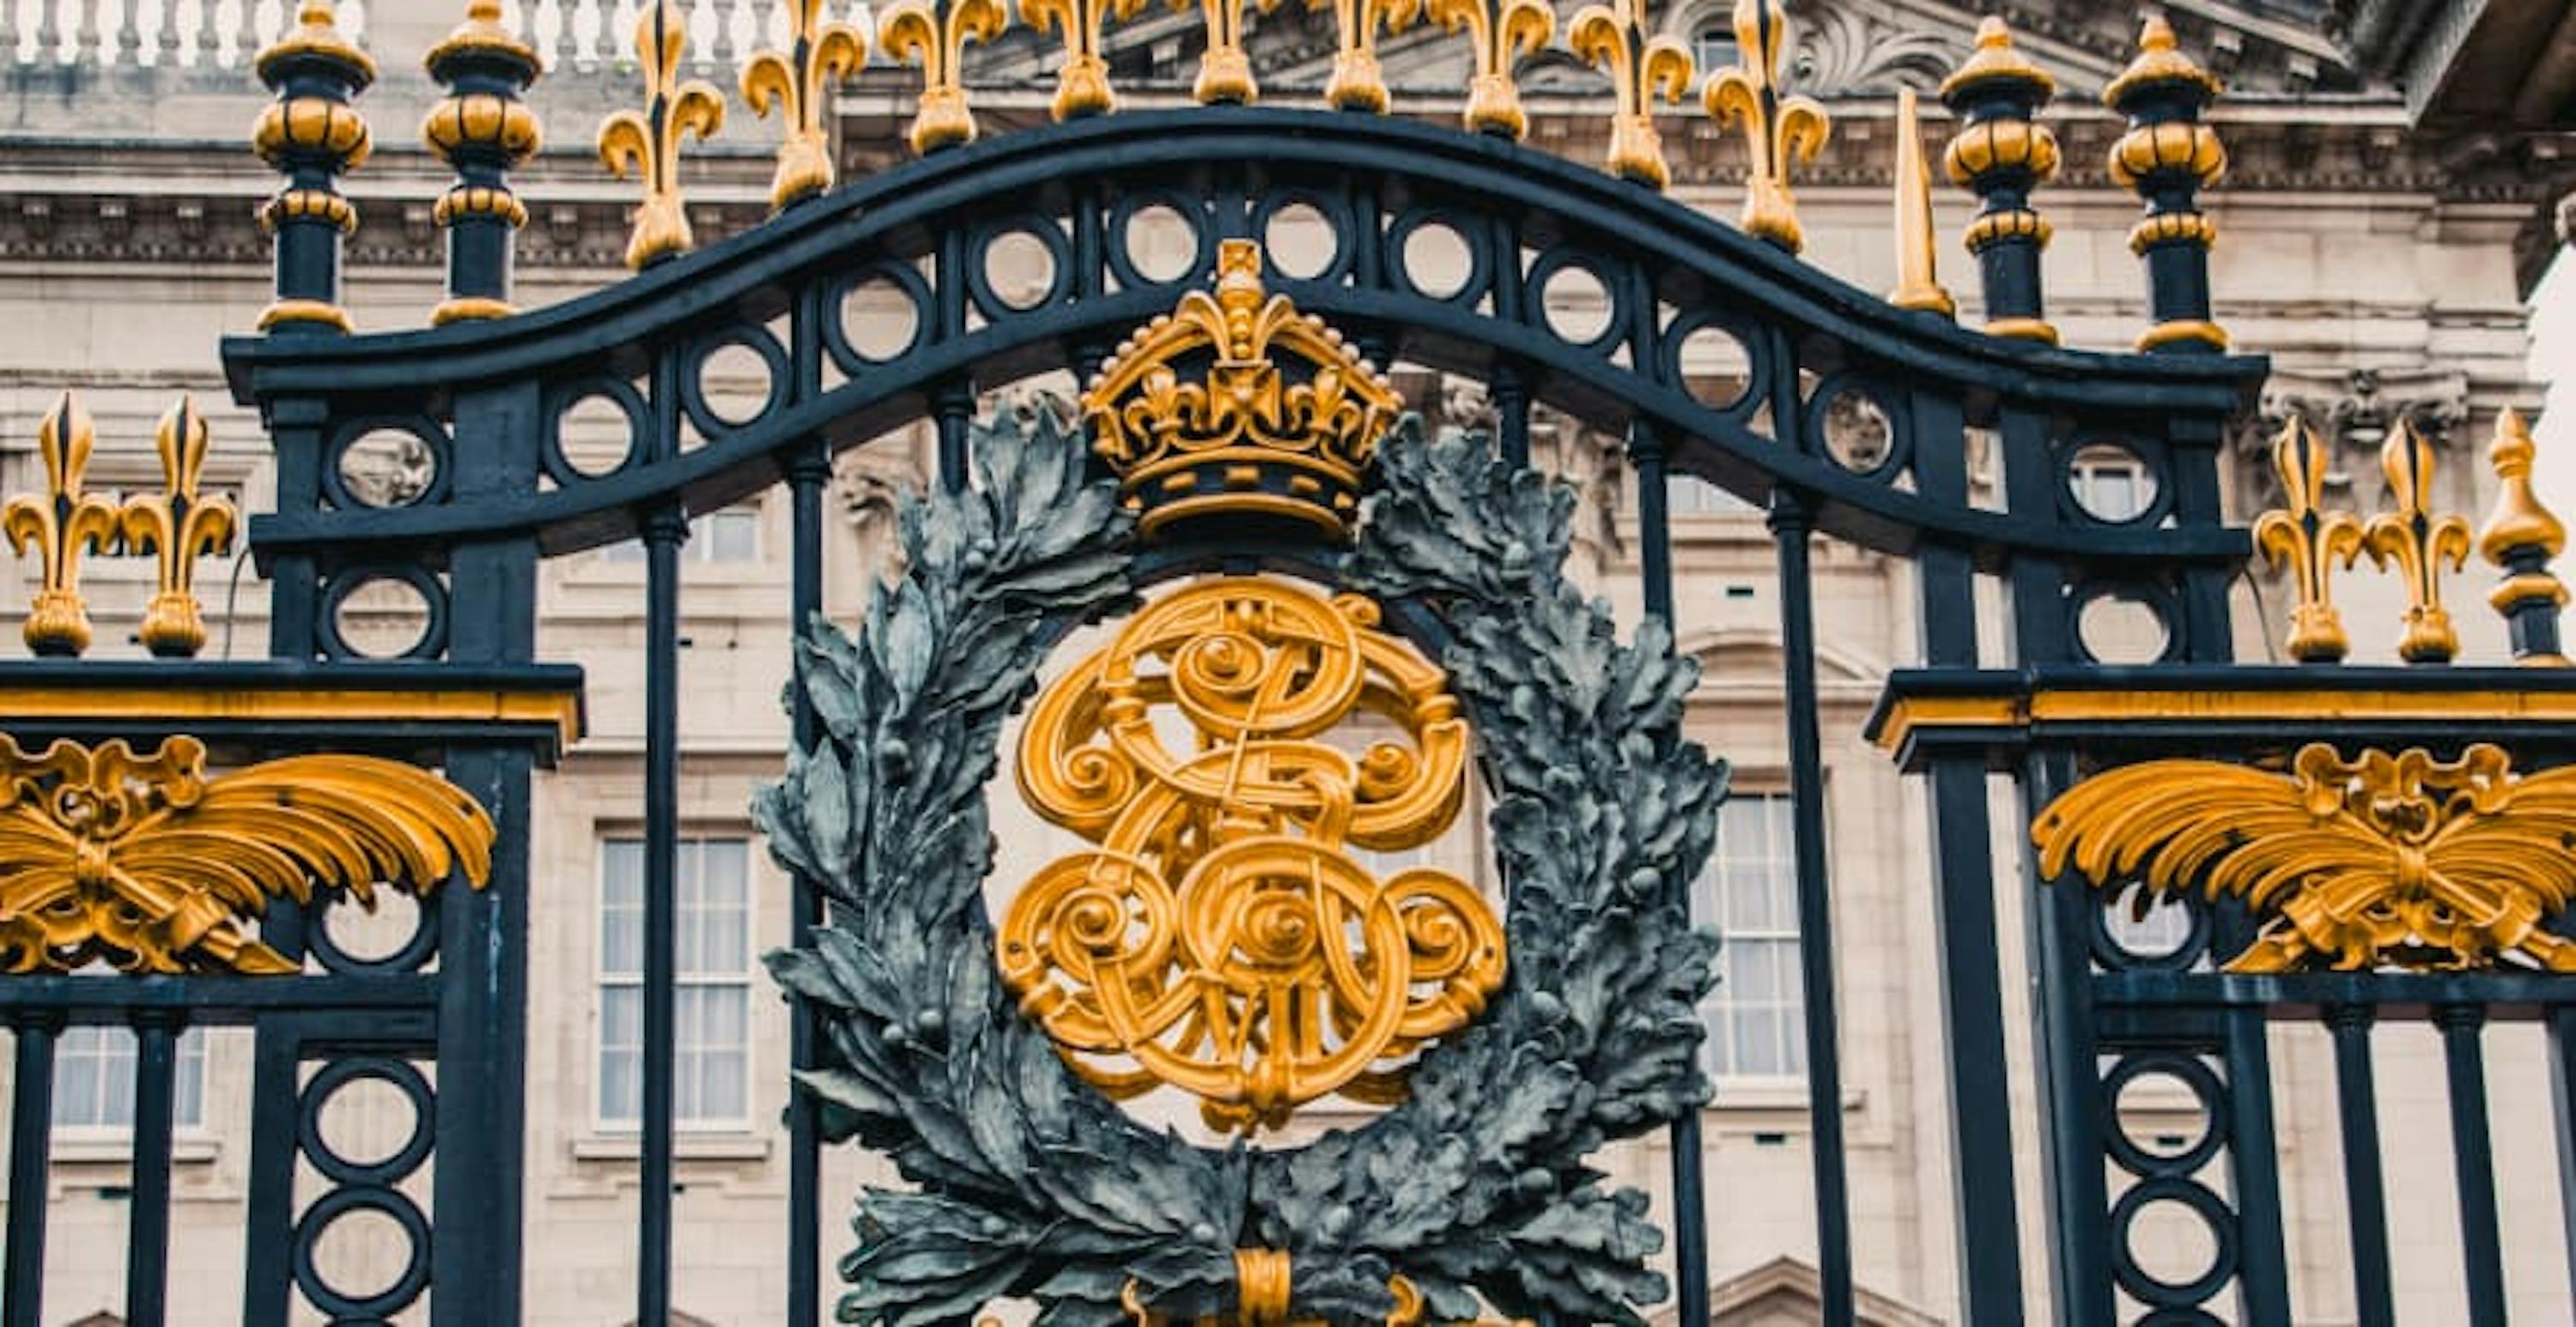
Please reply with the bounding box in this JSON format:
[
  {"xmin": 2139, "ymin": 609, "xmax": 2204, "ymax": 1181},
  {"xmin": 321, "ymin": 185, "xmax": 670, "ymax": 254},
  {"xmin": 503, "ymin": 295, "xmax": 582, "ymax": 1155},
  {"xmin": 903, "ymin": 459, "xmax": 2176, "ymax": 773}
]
[
  {"xmin": 2251, "ymin": 417, "xmax": 2362, "ymax": 664},
  {"xmin": 119, "ymin": 398, "xmax": 237, "ymax": 660},
  {"xmin": 2365, "ymin": 418, "xmax": 2474, "ymax": 664},
  {"xmin": 598, "ymin": 1, "xmax": 724, "ymax": 269},
  {"xmin": 1172, "ymin": 0, "xmax": 1278, "ymax": 105},
  {"xmin": 1568, "ymin": 0, "xmax": 1694, "ymax": 189},
  {"xmin": 1425, "ymin": 0, "xmax": 1554, "ymax": 139},
  {"xmin": 880, "ymin": 0, "xmax": 1009, "ymax": 152},
  {"xmin": 1025, "ymin": 0, "xmax": 1146, "ymax": 119},
  {"xmin": 743, "ymin": 0, "xmax": 869, "ymax": 210},
  {"xmin": 1702, "ymin": 0, "xmax": 1830, "ymax": 253},
  {"xmin": 3, "ymin": 393, "xmax": 121, "ymax": 658},
  {"xmin": 1312, "ymin": 0, "xmax": 1422, "ymax": 113},
  {"xmin": 1888, "ymin": 88, "xmax": 1953, "ymax": 316}
]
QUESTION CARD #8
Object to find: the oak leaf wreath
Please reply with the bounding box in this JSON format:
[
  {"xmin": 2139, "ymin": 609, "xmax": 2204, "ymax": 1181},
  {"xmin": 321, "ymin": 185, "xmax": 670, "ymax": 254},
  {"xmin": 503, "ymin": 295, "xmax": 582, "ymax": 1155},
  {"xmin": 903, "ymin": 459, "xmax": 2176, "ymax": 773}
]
[{"xmin": 757, "ymin": 407, "xmax": 1726, "ymax": 1326}]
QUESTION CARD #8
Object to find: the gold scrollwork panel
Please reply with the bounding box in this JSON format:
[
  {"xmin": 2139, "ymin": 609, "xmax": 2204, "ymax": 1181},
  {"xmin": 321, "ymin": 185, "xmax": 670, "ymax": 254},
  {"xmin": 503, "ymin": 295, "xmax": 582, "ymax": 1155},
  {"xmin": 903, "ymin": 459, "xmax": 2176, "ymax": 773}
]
[
  {"xmin": 999, "ymin": 577, "xmax": 1504, "ymax": 1132},
  {"xmin": 2034, "ymin": 743, "xmax": 2576, "ymax": 973},
  {"xmin": 0, "ymin": 735, "xmax": 495, "ymax": 976}
]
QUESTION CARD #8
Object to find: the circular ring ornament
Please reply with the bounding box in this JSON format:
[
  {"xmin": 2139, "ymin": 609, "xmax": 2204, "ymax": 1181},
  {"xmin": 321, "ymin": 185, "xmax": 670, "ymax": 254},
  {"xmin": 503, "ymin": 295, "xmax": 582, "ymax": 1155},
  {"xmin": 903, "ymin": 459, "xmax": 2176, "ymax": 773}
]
[{"xmin": 758, "ymin": 409, "xmax": 1726, "ymax": 1325}]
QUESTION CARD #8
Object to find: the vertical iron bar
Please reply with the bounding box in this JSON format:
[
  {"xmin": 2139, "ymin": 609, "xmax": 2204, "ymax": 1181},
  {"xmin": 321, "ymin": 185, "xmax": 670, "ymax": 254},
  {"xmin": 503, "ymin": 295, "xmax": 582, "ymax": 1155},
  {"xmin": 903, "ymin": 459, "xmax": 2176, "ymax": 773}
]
[
  {"xmin": 934, "ymin": 380, "xmax": 974, "ymax": 494},
  {"xmin": 125, "ymin": 1014, "xmax": 181, "ymax": 1327},
  {"xmin": 2327, "ymin": 1006, "xmax": 2395, "ymax": 1327},
  {"xmin": 1770, "ymin": 489, "xmax": 1855, "ymax": 1326},
  {"xmin": 1625, "ymin": 418, "xmax": 1708, "ymax": 1326},
  {"xmin": 638, "ymin": 502, "xmax": 690, "ymax": 1327},
  {"xmin": 2550, "ymin": 1007, "xmax": 2576, "ymax": 1317},
  {"xmin": 2224, "ymin": 1008, "xmax": 2292, "ymax": 1325},
  {"xmin": 2439, "ymin": 1004, "xmax": 2507, "ymax": 1327},
  {"xmin": 3, "ymin": 1013, "xmax": 60, "ymax": 1327},
  {"xmin": 240, "ymin": 1019, "xmax": 300, "ymax": 1325},
  {"xmin": 1491, "ymin": 361, "xmax": 1529, "ymax": 468},
  {"xmin": 1907, "ymin": 389, "xmax": 2023, "ymax": 1325},
  {"xmin": 787, "ymin": 440, "xmax": 829, "ymax": 1325}
]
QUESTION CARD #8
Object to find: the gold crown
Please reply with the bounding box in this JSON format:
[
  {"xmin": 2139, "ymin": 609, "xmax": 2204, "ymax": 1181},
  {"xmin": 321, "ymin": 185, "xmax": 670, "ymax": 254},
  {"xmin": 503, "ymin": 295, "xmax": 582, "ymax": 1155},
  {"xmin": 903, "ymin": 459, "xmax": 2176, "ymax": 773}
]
[{"xmin": 1082, "ymin": 239, "xmax": 1400, "ymax": 540}]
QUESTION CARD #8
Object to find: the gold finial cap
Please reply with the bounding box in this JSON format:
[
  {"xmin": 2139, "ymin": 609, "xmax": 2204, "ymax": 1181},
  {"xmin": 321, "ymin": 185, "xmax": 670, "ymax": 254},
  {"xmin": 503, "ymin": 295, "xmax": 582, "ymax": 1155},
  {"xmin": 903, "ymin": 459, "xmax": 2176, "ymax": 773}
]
[
  {"xmin": 255, "ymin": 0, "xmax": 379, "ymax": 87},
  {"xmin": 427, "ymin": 0, "xmax": 541, "ymax": 76},
  {"xmin": 1940, "ymin": 17, "xmax": 2055, "ymax": 102},
  {"xmin": 2104, "ymin": 15, "xmax": 2220, "ymax": 109},
  {"xmin": 2480, "ymin": 407, "xmax": 2566, "ymax": 563}
]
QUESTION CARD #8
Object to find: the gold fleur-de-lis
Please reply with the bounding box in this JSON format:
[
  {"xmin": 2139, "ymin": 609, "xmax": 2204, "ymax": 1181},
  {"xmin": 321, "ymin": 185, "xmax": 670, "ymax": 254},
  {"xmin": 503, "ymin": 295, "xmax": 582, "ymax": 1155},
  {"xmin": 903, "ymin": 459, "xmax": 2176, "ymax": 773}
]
[
  {"xmin": 1425, "ymin": 0, "xmax": 1554, "ymax": 138},
  {"xmin": 742, "ymin": 0, "xmax": 870, "ymax": 210},
  {"xmin": 879, "ymin": 0, "xmax": 1010, "ymax": 153},
  {"xmin": 3, "ymin": 393, "xmax": 121, "ymax": 658},
  {"xmin": 598, "ymin": 0, "xmax": 726, "ymax": 270},
  {"xmin": 1310, "ymin": 0, "xmax": 1421, "ymax": 113},
  {"xmin": 2253, "ymin": 417, "xmax": 2362, "ymax": 664},
  {"xmin": 120, "ymin": 398, "xmax": 237, "ymax": 660},
  {"xmin": 1172, "ymin": 0, "xmax": 1279, "ymax": 105},
  {"xmin": 1568, "ymin": 0, "xmax": 1692, "ymax": 188},
  {"xmin": 1024, "ymin": 0, "xmax": 1145, "ymax": 119},
  {"xmin": 1702, "ymin": 0, "xmax": 1830, "ymax": 252},
  {"xmin": 2365, "ymin": 418, "xmax": 2473, "ymax": 664}
]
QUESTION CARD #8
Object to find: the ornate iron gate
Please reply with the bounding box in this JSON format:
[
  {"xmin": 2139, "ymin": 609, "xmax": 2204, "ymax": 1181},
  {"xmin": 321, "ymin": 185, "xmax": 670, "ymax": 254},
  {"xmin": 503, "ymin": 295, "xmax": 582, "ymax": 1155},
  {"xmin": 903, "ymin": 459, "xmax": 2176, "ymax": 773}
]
[{"xmin": 2, "ymin": 0, "xmax": 2571, "ymax": 1324}]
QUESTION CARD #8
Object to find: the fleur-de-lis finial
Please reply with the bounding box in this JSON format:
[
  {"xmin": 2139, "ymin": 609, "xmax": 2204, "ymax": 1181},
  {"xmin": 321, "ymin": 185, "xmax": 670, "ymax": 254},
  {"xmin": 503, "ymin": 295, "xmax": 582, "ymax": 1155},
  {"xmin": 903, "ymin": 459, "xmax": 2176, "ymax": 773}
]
[
  {"xmin": 1425, "ymin": 0, "xmax": 1554, "ymax": 139},
  {"xmin": 1569, "ymin": 0, "xmax": 1693, "ymax": 189},
  {"xmin": 743, "ymin": 0, "xmax": 869, "ymax": 210},
  {"xmin": 120, "ymin": 398, "xmax": 237, "ymax": 660},
  {"xmin": 880, "ymin": 0, "xmax": 1010, "ymax": 153},
  {"xmin": 2253, "ymin": 416, "xmax": 2362, "ymax": 663},
  {"xmin": 2366, "ymin": 418, "xmax": 2474, "ymax": 664},
  {"xmin": 1024, "ymin": 0, "xmax": 1145, "ymax": 119},
  {"xmin": 1703, "ymin": 0, "xmax": 1830, "ymax": 252},
  {"xmin": 1172, "ymin": 0, "xmax": 1280, "ymax": 105},
  {"xmin": 598, "ymin": 0, "xmax": 725, "ymax": 270},
  {"xmin": 3, "ymin": 393, "xmax": 121, "ymax": 657},
  {"xmin": 1311, "ymin": 0, "xmax": 1421, "ymax": 113},
  {"xmin": 2478, "ymin": 407, "xmax": 2570, "ymax": 665},
  {"xmin": 1887, "ymin": 88, "xmax": 1953, "ymax": 316}
]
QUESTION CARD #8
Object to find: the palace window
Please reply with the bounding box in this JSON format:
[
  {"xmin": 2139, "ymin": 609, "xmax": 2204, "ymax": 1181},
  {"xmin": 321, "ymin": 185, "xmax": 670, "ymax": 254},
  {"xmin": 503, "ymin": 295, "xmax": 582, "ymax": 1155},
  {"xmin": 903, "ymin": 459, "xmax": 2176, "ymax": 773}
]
[
  {"xmin": 599, "ymin": 837, "xmax": 754, "ymax": 1129},
  {"xmin": 1694, "ymin": 794, "xmax": 1806, "ymax": 1080},
  {"xmin": 599, "ymin": 508, "xmax": 762, "ymax": 564},
  {"xmin": 52, "ymin": 1026, "xmax": 207, "ymax": 1134}
]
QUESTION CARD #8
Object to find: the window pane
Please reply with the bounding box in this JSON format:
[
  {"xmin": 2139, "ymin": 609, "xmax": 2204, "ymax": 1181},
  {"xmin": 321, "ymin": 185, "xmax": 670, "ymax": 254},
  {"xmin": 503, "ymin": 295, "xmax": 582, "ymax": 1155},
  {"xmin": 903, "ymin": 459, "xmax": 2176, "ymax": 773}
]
[{"xmin": 1699, "ymin": 794, "xmax": 1807, "ymax": 1080}]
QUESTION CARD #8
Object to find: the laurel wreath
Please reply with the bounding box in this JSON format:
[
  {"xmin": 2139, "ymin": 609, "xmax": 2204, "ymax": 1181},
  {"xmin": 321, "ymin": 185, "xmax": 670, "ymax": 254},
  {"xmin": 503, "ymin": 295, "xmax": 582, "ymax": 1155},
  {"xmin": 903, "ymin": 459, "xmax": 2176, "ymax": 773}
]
[{"xmin": 758, "ymin": 408, "xmax": 1725, "ymax": 1327}]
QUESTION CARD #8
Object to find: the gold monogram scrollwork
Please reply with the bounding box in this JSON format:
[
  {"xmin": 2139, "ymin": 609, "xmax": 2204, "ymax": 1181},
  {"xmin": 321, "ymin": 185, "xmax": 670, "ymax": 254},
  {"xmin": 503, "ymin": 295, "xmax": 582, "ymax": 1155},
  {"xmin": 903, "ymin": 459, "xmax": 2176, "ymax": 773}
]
[
  {"xmin": 0, "ymin": 735, "xmax": 495, "ymax": 976},
  {"xmin": 2036, "ymin": 745, "xmax": 2576, "ymax": 974},
  {"xmin": 999, "ymin": 578, "xmax": 1504, "ymax": 1133}
]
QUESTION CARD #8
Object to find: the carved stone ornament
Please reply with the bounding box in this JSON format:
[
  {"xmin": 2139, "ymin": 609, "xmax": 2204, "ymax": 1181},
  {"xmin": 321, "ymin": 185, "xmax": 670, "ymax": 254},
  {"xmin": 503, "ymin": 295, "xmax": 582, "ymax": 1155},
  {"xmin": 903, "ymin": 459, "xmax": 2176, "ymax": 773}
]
[{"xmin": 757, "ymin": 401, "xmax": 1725, "ymax": 1324}]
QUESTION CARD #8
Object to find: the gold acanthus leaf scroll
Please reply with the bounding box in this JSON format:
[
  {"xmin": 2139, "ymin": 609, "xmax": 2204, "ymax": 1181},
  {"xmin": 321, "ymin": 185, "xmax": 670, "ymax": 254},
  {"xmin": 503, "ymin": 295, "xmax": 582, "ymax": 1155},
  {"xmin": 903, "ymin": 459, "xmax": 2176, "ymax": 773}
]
[
  {"xmin": 2033, "ymin": 743, "xmax": 2576, "ymax": 973},
  {"xmin": 0, "ymin": 735, "xmax": 495, "ymax": 976},
  {"xmin": 999, "ymin": 576, "xmax": 1505, "ymax": 1133}
]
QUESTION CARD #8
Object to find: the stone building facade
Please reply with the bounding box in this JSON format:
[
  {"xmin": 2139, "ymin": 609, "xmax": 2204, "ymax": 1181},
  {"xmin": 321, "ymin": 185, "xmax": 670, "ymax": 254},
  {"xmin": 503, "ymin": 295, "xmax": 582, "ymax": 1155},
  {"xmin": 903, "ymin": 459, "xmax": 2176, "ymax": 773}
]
[{"xmin": 0, "ymin": 0, "xmax": 2569, "ymax": 1323}]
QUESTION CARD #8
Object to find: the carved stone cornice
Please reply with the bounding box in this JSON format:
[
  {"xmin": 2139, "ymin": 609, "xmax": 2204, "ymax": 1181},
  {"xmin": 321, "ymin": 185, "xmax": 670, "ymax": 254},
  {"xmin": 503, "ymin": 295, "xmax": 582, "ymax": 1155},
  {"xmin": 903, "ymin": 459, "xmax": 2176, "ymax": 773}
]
[{"xmin": 2251, "ymin": 364, "xmax": 2473, "ymax": 509}]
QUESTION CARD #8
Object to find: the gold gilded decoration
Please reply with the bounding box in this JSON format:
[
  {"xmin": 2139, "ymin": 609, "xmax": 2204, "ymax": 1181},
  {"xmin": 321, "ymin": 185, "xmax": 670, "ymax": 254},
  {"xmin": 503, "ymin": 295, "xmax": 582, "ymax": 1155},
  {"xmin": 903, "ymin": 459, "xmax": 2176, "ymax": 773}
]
[
  {"xmin": 423, "ymin": 1, "xmax": 544, "ymax": 324},
  {"xmin": 1174, "ymin": 0, "xmax": 1275, "ymax": 105},
  {"xmin": 2034, "ymin": 744, "xmax": 2576, "ymax": 973},
  {"xmin": 1122, "ymin": 1259, "xmax": 1519, "ymax": 1326},
  {"xmin": 122, "ymin": 398, "xmax": 237, "ymax": 660},
  {"xmin": 0, "ymin": 686, "xmax": 583, "ymax": 750},
  {"xmin": 1938, "ymin": 15, "xmax": 2052, "ymax": 101},
  {"xmin": 0, "ymin": 735, "xmax": 494, "ymax": 976},
  {"xmin": 254, "ymin": 0, "xmax": 376, "ymax": 82},
  {"xmin": 598, "ymin": 0, "xmax": 725, "ymax": 270},
  {"xmin": 880, "ymin": 0, "xmax": 1008, "ymax": 153},
  {"xmin": 2365, "ymin": 419, "xmax": 2471, "ymax": 664},
  {"xmin": 743, "ymin": 0, "xmax": 869, "ymax": 209},
  {"xmin": 1025, "ymin": 0, "xmax": 1144, "ymax": 119},
  {"xmin": 1312, "ymin": 0, "xmax": 1420, "ymax": 113},
  {"xmin": 1703, "ymin": 0, "xmax": 1829, "ymax": 253},
  {"xmin": 2103, "ymin": 14, "xmax": 2223, "ymax": 107},
  {"xmin": 1887, "ymin": 88, "xmax": 1953, "ymax": 316},
  {"xmin": 999, "ymin": 578, "xmax": 1503, "ymax": 1134},
  {"xmin": 422, "ymin": 0, "xmax": 537, "ymax": 69},
  {"xmin": 1871, "ymin": 688, "xmax": 2576, "ymax": 757},
  {"xmin": 1425, "ymin": 0, "xmax": 1553, "ymax": 139},
  {"xmin": 1083, "ymin": 239, "xmax": 1400, "ymax": 540},
  {"xmin": 1568, "ymin": 0, "xmax": 1693, "ymax": 190},
  {"xmin": 251, "ymin": 1, "xmax": 372, "ymax": 333},
  {"xmin": 3, "ymin": 393, "xmax": 119, "ymax": 658},
  {"xmin": 2253, "ymin": 417, "xmax": 2362, "ymax": 663},
  {"xmin": 2479, "ymin": 409, "xmax": 2567, "ymax": 588}
]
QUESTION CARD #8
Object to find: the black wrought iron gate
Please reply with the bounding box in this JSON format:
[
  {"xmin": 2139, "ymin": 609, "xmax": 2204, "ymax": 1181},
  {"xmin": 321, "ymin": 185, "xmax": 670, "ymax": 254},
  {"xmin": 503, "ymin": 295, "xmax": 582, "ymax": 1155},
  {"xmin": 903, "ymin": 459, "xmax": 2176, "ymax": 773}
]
[{"xmin": 3, "ymin": 2, "xmax": 2572, "ymax": 1324}]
